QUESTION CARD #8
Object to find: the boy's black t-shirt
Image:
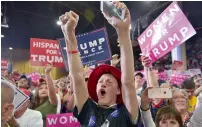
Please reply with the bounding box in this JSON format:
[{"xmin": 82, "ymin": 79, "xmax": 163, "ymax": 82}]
[{"xmin": 73, "ymin": 98, "xmax": 137, "ymax": 127}]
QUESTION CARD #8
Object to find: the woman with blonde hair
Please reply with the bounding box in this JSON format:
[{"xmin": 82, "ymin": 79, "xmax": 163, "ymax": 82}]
[
  {"xmin": 140, "ymin": 88, "xmax": 192, "ymax": 127},
  {"xmin": 167, "ymin": 88, "xmax": 191, "ymax": 126}
]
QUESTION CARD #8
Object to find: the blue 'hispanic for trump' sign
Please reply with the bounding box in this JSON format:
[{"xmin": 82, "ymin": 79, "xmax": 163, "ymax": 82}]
[{"xmin": 58, "ymin": 27, "xmax": 112, "ymax": 71}]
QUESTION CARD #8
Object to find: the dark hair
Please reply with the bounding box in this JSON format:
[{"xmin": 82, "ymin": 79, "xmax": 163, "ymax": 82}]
[
  {"xmin": 155, "ymin": 106, "xmax": 183, "ymax": 127},
  {"xmin": 19, "ymin": 75, "xmax": 28, "ymax": 80},
  {"xmin": 181, "ymin": 79, "xmax": 195, "ymax": 89},
  {"xmin": 135, "ymin": 72, "xmax": 144, "ymax": 78},
  {"xmin": 172, "ymin": 84, "xmax": 180, "ymax": 89}
]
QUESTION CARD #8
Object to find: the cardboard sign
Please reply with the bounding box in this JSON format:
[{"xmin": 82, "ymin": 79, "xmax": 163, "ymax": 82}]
[
  {"xmin": 172, "ymin": 60, "xmax": 184, "ymax": 70},
  {"xmin": 169, "ymin": 73, "xmax": 191, "ymax": 85},
  {"xmin": 30, "ymin": 38, "xmax": 65, "ymax": 67},
  {"xmin": 1, "ymin": 59, "xmax": 8, "ymax": 70},
  {"xmin": 13, "ymin": 87, "xmax": 30, "ymax": 111},
  {"xmin": 27, "ymin": 72, "xmax": 41, "ymax": 81},
  {"xmin": 158, "ymin": 71, "xmax": 168, "ymax": 81},
  {"xmin": 187, "ymin": 69, "xmax": 202, "ymax": 77},
  {"xmin": 138, "ymin": 2, "xmax": 196, "ymax": 63},
  {"xmin": 58, "ymin": 28, "xmax": 112, "ymax": 71},
  {"xmin": 46, "ymin": 113, "xmax": 80, "ymax": 127}
]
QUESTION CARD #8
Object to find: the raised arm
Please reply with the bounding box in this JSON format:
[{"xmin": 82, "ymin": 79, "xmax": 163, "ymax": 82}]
[
  {"xmin": 142, "ymin": 56, "xmax": 161, "ymax": 105},
  {"xmin": 141, "ymin": 56, "xmax": 159, "ymax": 88},
  {"xmin": 45, "ymin": 64, "xmax": 58, "ymax": 105},
  {"xmin": 59, "ymin": 11, "xmax": 88, "ymax": 113},
  {"xmin": 102, "ymin": 1, "xmax": 138, "ymax": 120},
  {"xmin": 140, "ymin": 87, "xmax": 156, "ymax": 127}
]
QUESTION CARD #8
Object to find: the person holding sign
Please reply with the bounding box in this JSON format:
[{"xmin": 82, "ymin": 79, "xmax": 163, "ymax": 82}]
[
  {"xmin": 59, "ymin": 1, "xmax": 139, "ymax": 127},
  {"xmin": 30, "ymin": 64, "xmax": 58, "ymax": 126},
  {"xmin": 10, "ymin": 88, "xmax": 43, "ymax": 127}
]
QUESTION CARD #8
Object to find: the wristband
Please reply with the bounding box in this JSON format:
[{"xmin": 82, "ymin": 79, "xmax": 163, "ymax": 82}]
[
  {"xmin": 140, "ymin": 106, "xmax": 150, "ymax": 111},
  {"xmin": 67, "ymin": 50, "xmax": 78, "ymax": 54}
]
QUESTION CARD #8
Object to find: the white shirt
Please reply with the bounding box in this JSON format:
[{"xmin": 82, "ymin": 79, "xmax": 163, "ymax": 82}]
[
  {"xmin": 15, "ymin": 108, "xmax": 43, "ymax": 127},
  {"xmin": 56, "ymin": 94, "xmax": 61, "ymax": 114}
]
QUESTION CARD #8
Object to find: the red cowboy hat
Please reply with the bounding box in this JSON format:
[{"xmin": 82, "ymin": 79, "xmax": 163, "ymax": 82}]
[{"xmin": 87, "ymin": 64, "xmax": 123, "ymax": 104}]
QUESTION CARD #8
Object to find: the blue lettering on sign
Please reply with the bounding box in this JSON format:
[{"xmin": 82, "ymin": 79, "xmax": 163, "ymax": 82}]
[{"xmin": 58, "ymin": 27, "xmax": 112, "ymax": 71}]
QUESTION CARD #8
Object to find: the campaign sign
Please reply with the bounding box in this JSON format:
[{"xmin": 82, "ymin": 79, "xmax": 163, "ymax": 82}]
[
  {"xmin": 188, "ymin": 69, "xmax": 202, "ymax": 77},
  {"xmin": 30, "ymin": 38, "xmax": 65, "ymax": 67},
  {"xmin": 13, "ymin": 87, "xmax": 30, "ymax": 111},
  {"xmin": 138, "ymin": 2, "xmax": 196, "ymax": 63},
  {"xmin": 158, "ymin": 71, "xmax": 168, "ymax": 81},
  {"xmin": 172, "ymin": 60, "xmax": 184, "ymax": 70},
  {"xmin": 27, "ymin": 72, "xmax": 41, "ymax": 82},
  {"xmin": 1, "ymin": 59, "xmax": 8, "ymax": 70},
  {"xmin": 58, "ymin": 27, "xmax": 112, "ymax": 71},
  {"xmin": 46, "ymin": 113, "xmax": 80, "ymax": 127},
  {"xmin": 169, "ymin": 73, "xmax": 191, "ymax": 85}
]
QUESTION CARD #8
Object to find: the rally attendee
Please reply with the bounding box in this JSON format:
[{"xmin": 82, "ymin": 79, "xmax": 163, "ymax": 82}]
[
  {"xmin": 181, "ymin": 79, "xmax": 197, "ymax": 113},
  {"xmin": 64, "ymin": 75, "xmax": 75, "ymax": 113},
  {"xmin": 18, "ymin": 75, "xmax": 30, "ymax": 90},
  {"xmin": 155, "ymin": 106, "xmax": 183, "ymax": 127},
  {"xmin": 30, "ymin": 64, "xmax": 58, "ymax": 126},
  {"xmin": 57, "ymin": 76, "xmax": 70, "ymax": 104},
  {"xmin": 134, "ymin": 72, "xmax": 144, "ymax": 96},
  {"xmin": 141, "ymin": 86, "xmax": 193, "ymax": 127},
  {"xmin": 1, "ymin": 80, "xmax": 15, "ymax": 127},
  {"xmin": 188, "ymin": 91, "xmax": 202, "ymax": 127},
  {"xmin": 140, "ymin": 88, "xmax": 184, "ymax": 127},
  {"xmin": 167, "ymin": 89, "xmax": 192, "ymax": 126},
  {"xmin": 9, "ymin": 88, "xmax": 43, "ymax": 127},
  {"xmin": 59, "ymin": 1, "xmax": 139, "ymax": 126},
  {"xmin": 57, "ymin": 75, "xmax": 74, "ymax": 113},
  {"xmin": 141, "ymin": 55, "xmax": 167, "ymax": 121}
]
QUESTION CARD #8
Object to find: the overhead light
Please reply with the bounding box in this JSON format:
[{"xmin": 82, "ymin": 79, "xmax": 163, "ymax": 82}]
[
  {"xmin": 1, "ymin": 35, "xmax": 4, "ymax": 37},
  {"xmin": 57, "ymin": 21, "xmax": 62, "ymax": 25},
  {"xmin": 1, "ymin": 23, "xmax": 9, "ymax": 28},
  {"xmin": 9, "ymin": 47, "xmax": 13, "ymax": 50},
  {"xmin": 1, "ymin": 17, "xmax": 9, "ymax": 28}
]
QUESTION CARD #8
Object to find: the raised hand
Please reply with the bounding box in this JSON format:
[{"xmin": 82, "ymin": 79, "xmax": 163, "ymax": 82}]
[
  {"xmin": 59, "ymin": 11, "xmax": 79, "ymax": 35},
  {"xmin": 59, "ymin": 11, "xmax": 79, "ymax": 49},
  {"xmin": 45, "ymin": 63, "xmax": 53, "ymax": 74},
  {"xmin": 141, "ymin": 55, "xmax": 152, "ymax": 68},
  {"xmin": 111, "ymin": 54, "xmax": 120, "ymax": 67},
  {"xmin": 102, "ymin": 1, "xmax": 131, "ymax": 33},
  {"xmin": 141, "ymin": 87, "xmax": 153, "ymax": 110}
]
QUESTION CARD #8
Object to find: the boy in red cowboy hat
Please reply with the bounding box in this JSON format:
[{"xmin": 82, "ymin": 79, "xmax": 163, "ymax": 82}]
[{"xmin": 59, "ymin": 1, "xmax": 138, "ymax": 126}]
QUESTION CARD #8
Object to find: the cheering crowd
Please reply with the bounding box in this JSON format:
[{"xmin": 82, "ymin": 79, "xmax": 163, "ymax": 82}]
[{"xmin": 1, "ymin": 2, "xmax": 202, "ymax": 127}]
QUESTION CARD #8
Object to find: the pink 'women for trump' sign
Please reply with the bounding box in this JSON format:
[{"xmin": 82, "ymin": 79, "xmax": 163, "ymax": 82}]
[
  {"xmin": 46, "ymin": 113, "xmax": 80, "ymax": 127},
  {"xmin": 138, "ymin": 2, "xmax": 196, "ymax": 63}
]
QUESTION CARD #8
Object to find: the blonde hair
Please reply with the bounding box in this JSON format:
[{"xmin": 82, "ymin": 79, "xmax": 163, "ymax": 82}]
[{"xmin": 167, "ymin": 88, "xmax": 188, "ymax": 107}]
